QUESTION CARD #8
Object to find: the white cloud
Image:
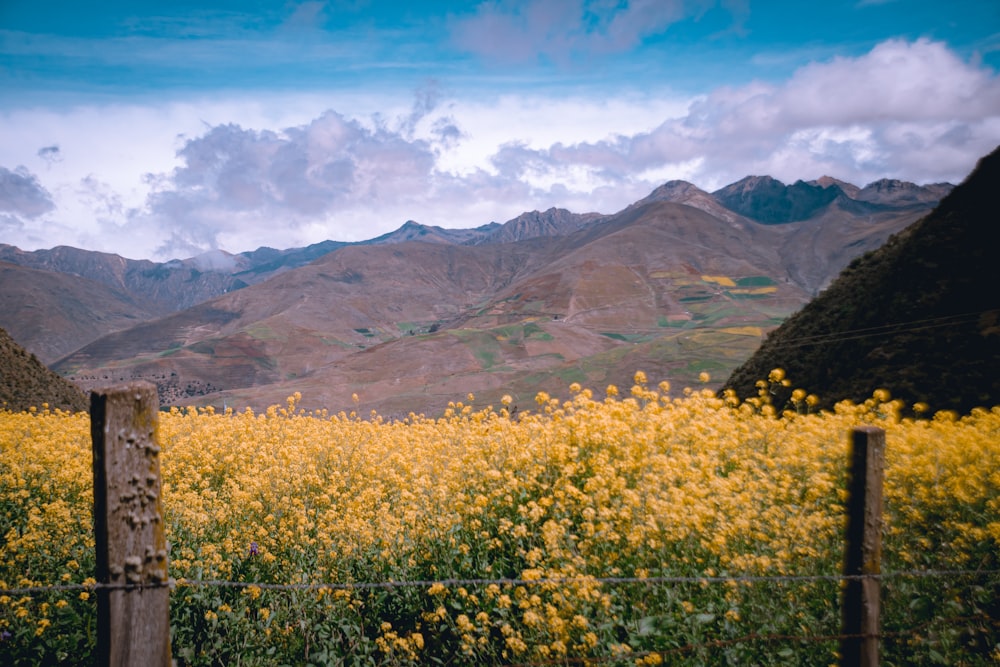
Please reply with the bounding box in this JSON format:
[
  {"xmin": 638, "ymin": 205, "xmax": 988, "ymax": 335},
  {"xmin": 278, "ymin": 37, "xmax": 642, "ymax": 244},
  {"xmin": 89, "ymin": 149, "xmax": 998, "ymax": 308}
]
[
  {"xmin": 0, "ymin": 165, "xmax": 54, "ymax": 218},
  {"xmin": 1, "ymin": 38, "xmax": 998, "ymax": 259},
  {"xmin": 465, "ymin": 38, "xmax": 1000, "ymax": 191},
  {"xmin": 138, "ymin": 112, "xmax": 444, "ymax": 256}
]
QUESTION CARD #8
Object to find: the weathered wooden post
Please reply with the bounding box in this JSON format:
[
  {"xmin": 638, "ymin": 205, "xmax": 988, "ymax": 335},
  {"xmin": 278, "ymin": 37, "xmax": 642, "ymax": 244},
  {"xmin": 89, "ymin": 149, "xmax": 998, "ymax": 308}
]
[
  {"xmin": 840, "ymin": 426, "xmax": 885, "ymax": 667},
  {"xmin": 91, "ymin": 382, "xmax": 171, "ymax": 666}
]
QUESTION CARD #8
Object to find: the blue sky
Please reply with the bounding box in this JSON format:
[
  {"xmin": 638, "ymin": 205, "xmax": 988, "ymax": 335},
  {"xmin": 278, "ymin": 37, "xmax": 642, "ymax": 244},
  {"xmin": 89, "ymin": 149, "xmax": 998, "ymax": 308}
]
[{"xmin": 1, "ymin": 1, "xmax": 999, "ymax": 260}]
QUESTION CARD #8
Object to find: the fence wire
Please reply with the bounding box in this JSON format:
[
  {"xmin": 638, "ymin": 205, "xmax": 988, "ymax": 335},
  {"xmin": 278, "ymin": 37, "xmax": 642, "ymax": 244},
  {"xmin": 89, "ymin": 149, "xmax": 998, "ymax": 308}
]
[{"xmin": 3, "ymin": 566, "xmax": 998, "ymax": 595}]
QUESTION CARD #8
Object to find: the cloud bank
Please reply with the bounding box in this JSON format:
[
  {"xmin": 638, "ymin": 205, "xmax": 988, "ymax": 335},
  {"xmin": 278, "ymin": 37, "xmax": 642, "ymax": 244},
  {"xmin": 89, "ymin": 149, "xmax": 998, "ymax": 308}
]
[
  {"xmin": 2, "ymin": 38, "xmax": 999, "ymax": 259},
  {"xmin": 485, "ymin": 39, "xmax": 1000, "ymax": 190}
]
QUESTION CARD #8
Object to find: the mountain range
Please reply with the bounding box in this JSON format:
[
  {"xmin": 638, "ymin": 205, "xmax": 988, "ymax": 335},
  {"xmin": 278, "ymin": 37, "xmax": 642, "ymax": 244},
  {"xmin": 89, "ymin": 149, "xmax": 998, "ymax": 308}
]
[{"xmin": 0, "ymin": 173, "xmax": 954, "ymax": 417}]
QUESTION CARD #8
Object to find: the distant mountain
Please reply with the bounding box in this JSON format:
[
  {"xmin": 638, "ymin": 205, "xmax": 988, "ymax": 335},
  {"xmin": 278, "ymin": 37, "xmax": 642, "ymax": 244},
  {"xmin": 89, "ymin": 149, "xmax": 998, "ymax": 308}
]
[
  {"xmin": 712, "ymin": 176, "xmax": 842, "ymax": 223},
  {"xmin": 0, "ymin": 244, "xmax": 251, "ymax": 315},
  {"xmin": 0, "ymin": 261, "xmax": 159, "ymax": 363},
  {"xmin": 723, "ymin": 147, "xmax": 1000, "ymax": 414},
  {"xmin": 52, "ymin": 198, "xmax": 798, "ymax": 414},
  {"xmin": 0, "ymin": 326, "xmax": 87, "ymax": 412},
  {"xmin": 472, "ymin": 208, "xmax": 604, "ymax": 244},
  {"xmin": 51, "ymin": 191, "xmax": 937, "ymax": 417},
  {"xmin": 233, "ymin": 240, "xmax": 347, "ymax": 279},
  {"xmin": 2, "ymin": 168, "xmax": 957, "ymax": 416},
  {"xmin": 710, "ymin": 175, "xmax": 954, "ymax": 224},
  {"xmin": 810, "ymin": 176, "xmax": 860, "ymax": 199},
  {"xmin": 362, "ymin": 220, "xmax": 498, "ymax": 245},
  {"xmin": 855, "ymin": 179, "xmax": 954, "ymax": 206},
  {"xmin": 633, "ymin": 180, "xmax": 749, "ymax": 226}
]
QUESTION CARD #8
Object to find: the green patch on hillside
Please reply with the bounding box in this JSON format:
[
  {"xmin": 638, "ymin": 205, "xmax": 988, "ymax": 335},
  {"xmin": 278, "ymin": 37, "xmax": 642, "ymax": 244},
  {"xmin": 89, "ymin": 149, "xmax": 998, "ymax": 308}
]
[
  {"xmin": 320, "ymin": 337, "xmax": 354, "ymax": 348},
  {"xmin": 736, "ymin": 276, "xmax": 776, "ymax": 287},
  {"xmin": 599, "ymin": 332, "xmax": 649, "ymax": 342},
  {"xmin": 523, "ymin": 322, "xmax": 555, "ymax": 341},
  {"xmin": 157, "ymin": 341, "xmax": 184, "ymax": 357},
  {"xmin": 520, "ymin": 364, "xmax": 586, "ymax": 388},
  {"xmin": 396, "ymin": 321, "xmax": 441, "ymax": 335},
  {"xmin": 728, "ymin": 292, "xmax": 772, "ymax": 300},
  {"xmin": 187, "ymin": 340, "xmax": 215, "ymax": 355},
  {"xmin": 354, "ymin": 328, "xmax": 376, "ymax": 338},
  {"xmin": 658, "ymin": 316, "xmax": 694, "ymax": 328},
  {"xmin": 683, "ymin": 358, "xmax": 732, "ymax": 377},
  {"xmin": 452, "ymin": 329, "xmax": 503, "ymax": 370},
  {"xmin": 490, "ymin": 321, "xmax": 555, "ymax": 344},
  {"xmin": 245, "ymin": 323, "xmax": 282, "ymax": 340}
]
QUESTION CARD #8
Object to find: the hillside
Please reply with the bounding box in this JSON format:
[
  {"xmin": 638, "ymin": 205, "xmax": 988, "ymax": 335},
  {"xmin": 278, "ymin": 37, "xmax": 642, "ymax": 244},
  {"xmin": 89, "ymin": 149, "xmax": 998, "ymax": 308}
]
[
  {"xmin": 0, "ymin": 261, "xmax": 160, "ymax": 363},
  {"xmin": 51, "ymin": 195, "xmax": 911, "ymax": 417},
  {"xmin": 723, "ymin": 146, "xmax": 1000, "ymax": 414},
  {"xmin": 2, "ymin": 170, "xmax": 955, "ymax": 417},
  {"xmin": 0, "ymin": 326, "xmax": 87, "ymax": 412}
]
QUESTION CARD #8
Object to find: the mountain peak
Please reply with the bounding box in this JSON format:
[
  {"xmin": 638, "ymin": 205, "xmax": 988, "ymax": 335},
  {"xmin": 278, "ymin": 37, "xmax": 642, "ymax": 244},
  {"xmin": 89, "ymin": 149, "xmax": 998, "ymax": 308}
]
[
  {"xmin": 645, "ymin": 180, "xmax": 704, "ymax": 198},
  {"xmin": 856, "ymin": 178, "xmax": 953, "ymax": 206},
  {"xmin": 811, "ymin": 176, "xmax": 861, "ymax": 198},
  {"xmin": 633, "ymin": 179, "xmax": 749, "ymax": 227},
  {"xmin": 365, "ymin": 220, "xmax": 453, "ymax": 245},
  {"xmin": 723, "ymin": 175, "xmax": 784, "ymax": 192},
  {"xmin": 473, "ymin": 207, "xmax": 603, "ymax": 245},
  {"xmin": 712, "ymin": 176, "xmax": 837, "ymax": 224}
]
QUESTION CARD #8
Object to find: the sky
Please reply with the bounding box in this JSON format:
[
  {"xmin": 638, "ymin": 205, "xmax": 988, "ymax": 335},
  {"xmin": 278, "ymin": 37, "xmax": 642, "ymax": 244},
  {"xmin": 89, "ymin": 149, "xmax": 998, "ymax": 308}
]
[{"xmin": 1, "ymin": 1, "xmax": 999, "ymax": 261}]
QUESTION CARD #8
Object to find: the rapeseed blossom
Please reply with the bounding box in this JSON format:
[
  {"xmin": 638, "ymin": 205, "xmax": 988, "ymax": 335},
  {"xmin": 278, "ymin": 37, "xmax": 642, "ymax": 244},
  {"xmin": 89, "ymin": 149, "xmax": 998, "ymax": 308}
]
[{"xmin": 0, "ymin": 378, "xmax": 998, "ymax": 664}]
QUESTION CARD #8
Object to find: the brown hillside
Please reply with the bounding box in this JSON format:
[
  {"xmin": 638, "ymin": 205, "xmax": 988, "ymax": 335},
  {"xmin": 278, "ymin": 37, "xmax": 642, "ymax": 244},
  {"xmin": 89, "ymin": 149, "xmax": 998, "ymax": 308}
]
[
  {"xmin": 0, "ymin": 326, "xmax": 87, "ymax": 412},
  {"xmin": 55, "ymin": 201, "xmax": 814, "ymax": 415},
  {"xmin": 0, "ymin": 261, "xmax": 160, "ymax": 363},
  {"xmin": 33, "ymin": 173, "xmax": 946, "ymax": 417}
]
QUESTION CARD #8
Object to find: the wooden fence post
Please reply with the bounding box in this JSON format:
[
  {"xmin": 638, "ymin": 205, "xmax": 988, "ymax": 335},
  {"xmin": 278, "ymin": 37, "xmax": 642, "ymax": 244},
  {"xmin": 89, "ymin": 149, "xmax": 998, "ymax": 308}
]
[
  {"xmin": 840, "ymin": 426, "xmax": 885, "ymax": 667},
  {"xmin": 91, "ymin": 382, "xmax": 171, "ymax": 666}
]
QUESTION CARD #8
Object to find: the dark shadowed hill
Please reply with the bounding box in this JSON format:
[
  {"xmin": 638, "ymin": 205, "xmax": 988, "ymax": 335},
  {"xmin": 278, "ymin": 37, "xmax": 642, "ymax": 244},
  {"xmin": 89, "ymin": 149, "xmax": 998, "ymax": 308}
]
[
  {"xmin": 0, "ymin": 326, "xmax": 87, "ymax": 412},
  {"xmin": 723, "ymin": 146, "xmax": 1000, "ymax": 415}
]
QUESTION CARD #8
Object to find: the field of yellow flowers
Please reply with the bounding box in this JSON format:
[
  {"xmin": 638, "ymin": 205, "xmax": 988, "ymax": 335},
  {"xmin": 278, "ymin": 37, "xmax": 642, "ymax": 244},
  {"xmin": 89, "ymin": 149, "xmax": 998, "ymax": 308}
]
[{"xmin": 1, "ymin": 372, "xmax": 999, "ymax": 665}]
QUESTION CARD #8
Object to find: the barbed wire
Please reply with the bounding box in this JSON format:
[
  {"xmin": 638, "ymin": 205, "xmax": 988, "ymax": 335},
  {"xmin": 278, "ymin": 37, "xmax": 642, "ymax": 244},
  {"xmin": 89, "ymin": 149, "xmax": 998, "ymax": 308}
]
[{"xmin": 3, "ymin": 567, "xmax": 998, "ymax": 596}]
